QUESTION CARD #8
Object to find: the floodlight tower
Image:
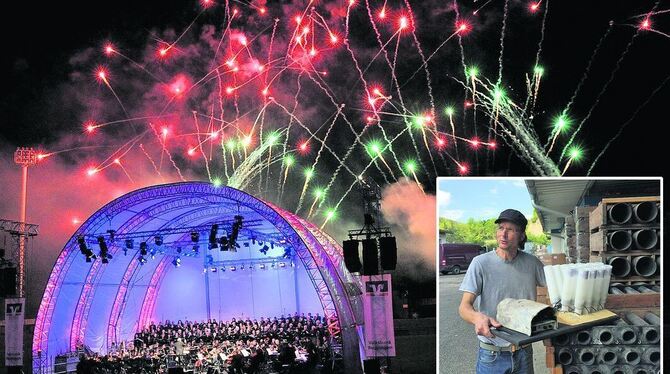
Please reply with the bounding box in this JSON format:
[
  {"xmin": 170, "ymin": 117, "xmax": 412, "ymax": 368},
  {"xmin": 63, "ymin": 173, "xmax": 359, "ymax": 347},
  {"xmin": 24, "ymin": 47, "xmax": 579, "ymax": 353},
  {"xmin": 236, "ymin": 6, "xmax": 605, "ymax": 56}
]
[{"xmin": 13, "ymin": 147, "xmax": 38, "ymax": 297}]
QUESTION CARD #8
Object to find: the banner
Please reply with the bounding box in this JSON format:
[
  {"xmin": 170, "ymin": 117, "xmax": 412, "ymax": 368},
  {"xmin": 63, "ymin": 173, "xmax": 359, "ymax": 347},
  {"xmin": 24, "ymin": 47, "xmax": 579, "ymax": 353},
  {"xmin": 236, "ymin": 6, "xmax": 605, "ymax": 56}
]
[
  {"xmin": 4, "ymin": 298, "xmax": 25, "ymax": 366},
  {"xmin": 362, "ymin": 274, "xmax": 395, "ymax": 357}
]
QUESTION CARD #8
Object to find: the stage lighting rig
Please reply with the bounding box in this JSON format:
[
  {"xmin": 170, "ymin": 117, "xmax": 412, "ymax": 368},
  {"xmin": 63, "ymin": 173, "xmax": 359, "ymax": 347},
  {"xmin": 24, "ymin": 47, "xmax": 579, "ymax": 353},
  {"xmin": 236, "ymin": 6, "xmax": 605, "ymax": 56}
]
[
  {"xmin": 97, "ymin": 236, "xmax": 112, "ymax": 264},
  {"xmin": 209, "ymin": 224, "xmax": 219, "ymax": 249}
]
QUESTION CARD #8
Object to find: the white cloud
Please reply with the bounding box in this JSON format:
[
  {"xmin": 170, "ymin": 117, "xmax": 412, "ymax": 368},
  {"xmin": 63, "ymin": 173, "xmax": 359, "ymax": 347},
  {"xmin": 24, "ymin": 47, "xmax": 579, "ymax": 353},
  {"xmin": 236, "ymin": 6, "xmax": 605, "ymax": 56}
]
[{"xmin": 442, "ymin": 209, "xmax": 465, "ymax": 221}]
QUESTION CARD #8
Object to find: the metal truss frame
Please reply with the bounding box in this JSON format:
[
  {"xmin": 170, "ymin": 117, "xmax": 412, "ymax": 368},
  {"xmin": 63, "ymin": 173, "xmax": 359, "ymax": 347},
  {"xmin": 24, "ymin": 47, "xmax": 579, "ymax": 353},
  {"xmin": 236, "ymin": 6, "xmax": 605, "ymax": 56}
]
[{"xmin": 33, "ymin": 182, "xmax": 359, "ymax": 372}]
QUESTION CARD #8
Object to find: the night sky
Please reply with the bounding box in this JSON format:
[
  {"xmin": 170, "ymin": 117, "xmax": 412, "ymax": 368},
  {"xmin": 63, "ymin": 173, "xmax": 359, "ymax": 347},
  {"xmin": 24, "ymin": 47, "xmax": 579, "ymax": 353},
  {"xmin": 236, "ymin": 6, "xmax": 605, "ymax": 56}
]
[
  {"xmin": 0, "ymin": 0, "xmax": 667, "ymax": 316},
  {"xmin": 2, "ymin": 0, "xmax": 667, "ymax": 176}
]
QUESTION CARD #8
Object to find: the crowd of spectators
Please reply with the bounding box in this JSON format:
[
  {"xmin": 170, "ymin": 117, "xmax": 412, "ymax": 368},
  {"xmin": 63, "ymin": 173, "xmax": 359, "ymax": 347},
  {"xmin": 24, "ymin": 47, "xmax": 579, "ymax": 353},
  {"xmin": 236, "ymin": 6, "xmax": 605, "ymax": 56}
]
[{"xmin": 76, "ymin": 313, "xmax": 334, "ymax": 373}]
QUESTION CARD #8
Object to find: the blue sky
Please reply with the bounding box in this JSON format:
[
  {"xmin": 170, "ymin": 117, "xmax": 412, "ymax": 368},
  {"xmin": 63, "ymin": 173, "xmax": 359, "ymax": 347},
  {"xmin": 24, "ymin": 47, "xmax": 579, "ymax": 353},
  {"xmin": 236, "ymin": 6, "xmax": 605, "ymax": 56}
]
[{"xmin": 437, "ymin": 179, "xmax": 534, "ymax": 222}]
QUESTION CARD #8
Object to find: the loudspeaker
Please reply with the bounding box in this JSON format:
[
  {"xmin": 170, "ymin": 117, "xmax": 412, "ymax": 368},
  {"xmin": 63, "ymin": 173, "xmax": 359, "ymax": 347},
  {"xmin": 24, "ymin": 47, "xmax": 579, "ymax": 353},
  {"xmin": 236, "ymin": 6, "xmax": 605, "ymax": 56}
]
[
  {"xmin": 379, "ymin": 236, "xmax": 397, "ymax": 270},
  {"xmin": 0, "ymin": 267, "xmax": 17, "ymax": 297},
  {"xmin": 342, "ymin": 240, "xmax": 361, "ymax": 273},
  {"xmin": 362, "ymin": 238, "xmax": 379, "ymax": 275},
  {"xmin": 363, "ymin": 358, "xmax": 381, "ymax": 374}
]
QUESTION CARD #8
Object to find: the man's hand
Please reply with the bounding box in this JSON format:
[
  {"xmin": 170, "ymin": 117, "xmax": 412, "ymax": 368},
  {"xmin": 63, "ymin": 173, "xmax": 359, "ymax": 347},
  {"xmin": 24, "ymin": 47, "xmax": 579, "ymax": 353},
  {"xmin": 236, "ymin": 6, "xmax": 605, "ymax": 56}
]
[{"xmin": 473, "ymin": 313, "xmax": 501, "ymax": 338}]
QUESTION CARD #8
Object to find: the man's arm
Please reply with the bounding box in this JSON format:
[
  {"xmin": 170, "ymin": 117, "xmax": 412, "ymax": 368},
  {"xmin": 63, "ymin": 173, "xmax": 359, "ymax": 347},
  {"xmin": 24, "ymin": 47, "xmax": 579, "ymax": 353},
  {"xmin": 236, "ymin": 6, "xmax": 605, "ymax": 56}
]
[{"xmin": 458, "ymin": 291, "xmax": 501, "ymax": 338}]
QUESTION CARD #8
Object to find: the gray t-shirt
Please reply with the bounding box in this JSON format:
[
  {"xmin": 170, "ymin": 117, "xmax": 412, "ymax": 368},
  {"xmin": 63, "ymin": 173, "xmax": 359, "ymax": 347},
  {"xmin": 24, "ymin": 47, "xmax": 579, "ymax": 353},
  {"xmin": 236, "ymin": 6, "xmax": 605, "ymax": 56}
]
[{"xmin": 459, "ymin": 249, "xmax": 547, "ymax": 346}]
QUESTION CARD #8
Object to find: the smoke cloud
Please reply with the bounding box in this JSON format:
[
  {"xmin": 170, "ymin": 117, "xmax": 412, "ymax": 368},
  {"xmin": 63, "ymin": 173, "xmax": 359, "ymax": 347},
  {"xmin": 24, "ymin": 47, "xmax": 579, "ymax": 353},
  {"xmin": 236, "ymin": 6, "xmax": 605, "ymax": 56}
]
[{"xmin": 380, "ymin": 178, "xmax": 436, "ymax": 282}]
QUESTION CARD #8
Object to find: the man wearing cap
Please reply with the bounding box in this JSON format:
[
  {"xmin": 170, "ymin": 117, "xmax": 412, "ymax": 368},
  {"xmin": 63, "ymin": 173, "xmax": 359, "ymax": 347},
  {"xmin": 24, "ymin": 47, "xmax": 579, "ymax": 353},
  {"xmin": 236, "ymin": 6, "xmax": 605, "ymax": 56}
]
[{"xmin": 458, "ymin": 209, "xmax": 546, "ymax": 374}]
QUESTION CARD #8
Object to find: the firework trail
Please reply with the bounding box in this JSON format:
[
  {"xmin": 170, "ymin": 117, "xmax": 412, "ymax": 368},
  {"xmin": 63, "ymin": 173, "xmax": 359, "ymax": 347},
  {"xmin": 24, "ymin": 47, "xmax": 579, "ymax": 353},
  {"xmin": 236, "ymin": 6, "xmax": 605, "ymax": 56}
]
[{"xmin": 29, "ymin": 0, "xmax": 666, "ymax": 227}]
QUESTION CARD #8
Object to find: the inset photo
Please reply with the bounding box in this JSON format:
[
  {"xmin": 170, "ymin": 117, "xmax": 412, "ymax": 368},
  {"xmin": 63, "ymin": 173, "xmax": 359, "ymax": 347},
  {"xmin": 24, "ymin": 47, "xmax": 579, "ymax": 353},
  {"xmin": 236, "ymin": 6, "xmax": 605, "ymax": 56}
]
[{"xmin": 437, "ymin": 178, "xmax": 662, "ymax": 374}]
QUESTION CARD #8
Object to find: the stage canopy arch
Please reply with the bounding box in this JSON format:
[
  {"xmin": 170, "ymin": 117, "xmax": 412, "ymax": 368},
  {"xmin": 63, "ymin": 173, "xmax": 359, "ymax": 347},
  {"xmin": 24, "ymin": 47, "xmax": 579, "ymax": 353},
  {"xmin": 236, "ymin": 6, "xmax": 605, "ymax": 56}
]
[{"xmin": 33, "ymin": 181, "xmax": 362, "ymax": 370}]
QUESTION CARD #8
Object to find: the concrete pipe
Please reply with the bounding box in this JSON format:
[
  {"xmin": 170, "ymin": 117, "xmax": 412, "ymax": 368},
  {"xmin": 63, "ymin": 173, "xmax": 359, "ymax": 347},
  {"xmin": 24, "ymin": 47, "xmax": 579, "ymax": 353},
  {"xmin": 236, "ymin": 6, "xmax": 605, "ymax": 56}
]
[
  {"xmin": 625, "ymin": 312, "xmax": 649, "ymax": 325},
  {"xmin": 642, "ymin": 347, "xmax": 660, "ymax": 365},
  {"xmin": 577, "ymin": 348, "xmax": 596, "ymax": 365},
  {"xmin": 608, "ymin": 257, "xmax": 632, "ymax": 278},
  {"xmin": 608, "ymin": 230, "xmax": 632, "ymax": 251},
  {"xmin": 576, "ymin": 330, "xmax": 592, "ymax": 345},
  {"xmin": 563, "ymin": 366, "xmax": 582, "ymax": 374},
  {"xmin": 640, "ymin": 327, "xmax": 660, "ymax": 344},
  {"xmin": 633, "ymin": 201, "xmax": 659, "ymax": 223},
  {"xmin": 588, "ymin": 366, "xmax": 611, "ymax": 374},
  {"xmin": 558, "ymin": 347, "xmax": 574, "ymax": 365},
  {"xmin": 608, "ymin": 203, "xmax": 632, "ymax": 224},
  {"xmin": 623, "ymin": 286, "xmax": 639, "ymax": 294},
  {"xmin": 598, "ymin": 347, "xmax": 618, "ymax": 365},
  {"xmin": 622, "ymin": 347, "xmax": 641, "ymax": 366},
  {"xmin": 614, "ymin": 326, "xmax": 637, "ymax": 344},
  {"xmin": 632, "ymin": 256, "xmax": 657, "ymax": 277},
  {"xmin": 554, "ymin": 333, "xmax": 571, "ymax": 345},
  {"xmin": 597, "ymin": 328, "xmax": 615, "ymax": 345},
  {"xmin": 610, "ymin": 367, "xmax": 632, "ymax": 374},
  {"xmin": 635, "ymin": 285, "xmax": 655, "ymax": 293},
  {"xmin": 643, "ymin": 312, "xmax": 660, "ymax": 325},
  {"xmin": 609, "ymin": 287, "xmax": 624, "ymax": 295},
  {"xmin": 632, "ymin": 229, "xmax": 658, "ymax": 250}
]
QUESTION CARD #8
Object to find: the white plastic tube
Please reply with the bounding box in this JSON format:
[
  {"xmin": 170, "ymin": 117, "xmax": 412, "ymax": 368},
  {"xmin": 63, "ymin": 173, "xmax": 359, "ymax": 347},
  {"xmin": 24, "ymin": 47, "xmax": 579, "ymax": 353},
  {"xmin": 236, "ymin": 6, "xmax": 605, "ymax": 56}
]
[
  {"xmin": 552, "ymin": 265, "xmax": 564, "ymax": 300},
  {"xmin": 573, "ymin": 267, "xmax": 589, "ymax": 314},
  {"xmin": 561, "ymin": 265, "xmax": 578, "ymax": 312},
  {"xmin": 585, "ymin": 267, "xmax": 598, "ymax": 313},
  {"xmin": 544, "ymin": 265, "xmax": 560, "ymax": 305},
  {"xmin": 590, "ymin": 267, "xmax": 602, "ymax": 311}
]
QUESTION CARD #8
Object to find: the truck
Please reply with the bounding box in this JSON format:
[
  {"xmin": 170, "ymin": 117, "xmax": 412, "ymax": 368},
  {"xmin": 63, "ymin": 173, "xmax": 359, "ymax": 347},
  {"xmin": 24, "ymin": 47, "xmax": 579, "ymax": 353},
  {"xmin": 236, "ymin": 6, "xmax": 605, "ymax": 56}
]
[{"xmin": 439, "ymin": 243, "xmax": 486, "ymax": 275}]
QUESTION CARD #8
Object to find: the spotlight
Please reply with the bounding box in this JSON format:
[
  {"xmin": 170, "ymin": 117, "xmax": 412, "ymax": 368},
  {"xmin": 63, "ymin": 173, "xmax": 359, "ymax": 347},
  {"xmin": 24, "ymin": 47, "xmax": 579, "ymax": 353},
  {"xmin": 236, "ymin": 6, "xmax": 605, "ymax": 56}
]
[
  {"xmin": 138, "ymin": 256, "xmax": 147, "ymax": 265},
  {"xmin": 78, "ymin": 235, "xmax": 96, "ymax": 262},
  {"xmin": 283, "ymin": 248, "xmax": 292, "ymax": 258},
  {"xmin": 154, "ymin": 235, "xmax": 163, "ymax": 246},
  {"xmin": 78, "ymin": 236, "xmax": 89, "ymax": 256},
  {"xmin": 259, "ymin": 264, "xmax": 266, "ymax": 270},
  {"xmin": 172, "ymin": 257, "xmax": 181, "ymax": 267},
  {"xmin": 107, "ymin": 230, "xmax": 116, "ymax": 242},
  {"xmin": 279, "ymin": 262, "xmax": 286, "ymax": 268},
  {"xmin": 97, "ymin": 236, "xmax": 111, "ymax": 264},
  {"xmin": 192, "ymin": 245, "xmax": 200, "ymax": 254},
  {"xmin": 260, "ymin": 245, "xmax": 269, "ymax": 255},
  {"xmin": 210, "ymin": 267, "xmax": 217, "ymax": 273},
  {"xmin": 220, "ymin": 267, "xmax": 226, "ymax": 272},
  {"xmin": 240, "ymin": 265, "xmax": 245, "ymax": 270},
  {"xmin": 176, "ymin": 247, "xmax": 182, "ymax": 254},
  {"xmin": 243, "ymin": 242, "xmax": 250, "ymax": 247},
  {"xmin": 191, "ymin": 231, "xmax": 200, "ymax": 242},
  {"xmin": 251, "ymin": 237, "xmax": 256, "ymax": 245},
  {"xmin": 140, "ymin": 242, "xmax": 148, "ymax": 256},
  {"xmin": 228, "ymin": 215, "xmax": 243, "ymax": 250},
  {"xmin": 125, "ymin": 239, "xmax": 134, "ymax": 249},
  {"xmin": 230, "ymin": 266, "xmax": 236, "ymax": 271},
  {"xmin": 218, "ymin": 236, "xmax": 229, "ymax": 250},
  {"xmin": 209, "ymin": 224, "xmax": 219, "ymax": 249},
  {"xmin": 206, "ymin": 255, "xmax": 214, "ymax": 265},
  {"xmin": 270, "ymin": 242, "xmax": 274, "ymax": 249}
]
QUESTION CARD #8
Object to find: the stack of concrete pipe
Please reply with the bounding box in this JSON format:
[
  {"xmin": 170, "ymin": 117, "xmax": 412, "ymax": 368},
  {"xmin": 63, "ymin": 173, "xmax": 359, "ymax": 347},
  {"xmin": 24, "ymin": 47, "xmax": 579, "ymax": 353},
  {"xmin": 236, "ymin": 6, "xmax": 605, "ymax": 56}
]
[
  {"xmin": 597, "ymin": 201, "xmax": 661, "ymax": 282},
  {"xmin": 553, "ymin": 312, "xmax": 660, "ymax": 373}
]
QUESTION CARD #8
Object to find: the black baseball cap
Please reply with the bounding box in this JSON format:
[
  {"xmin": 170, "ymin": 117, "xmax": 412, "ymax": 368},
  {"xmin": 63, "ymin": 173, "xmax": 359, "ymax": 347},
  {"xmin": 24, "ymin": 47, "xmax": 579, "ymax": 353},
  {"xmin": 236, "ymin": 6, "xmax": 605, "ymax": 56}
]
[{"xmin": 495, "ymin": 209, "xmax": 528, "ymax": 229}]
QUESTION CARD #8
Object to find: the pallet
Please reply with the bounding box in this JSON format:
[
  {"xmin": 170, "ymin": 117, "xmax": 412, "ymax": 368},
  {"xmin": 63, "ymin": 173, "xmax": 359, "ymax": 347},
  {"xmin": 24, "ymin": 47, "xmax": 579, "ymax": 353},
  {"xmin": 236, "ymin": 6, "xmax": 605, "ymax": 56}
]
[
  {"xmin": 609, "ymin": 277, "xmax": 660, "ymax": 285},
  {"xmin": 605, "ymin": 293, "xmax": 661, "ymax": 312},
  {"xmin": 590, "ymin": 250, "xmax": 660, "ymax": 259},
  {"xmin": 589, "ymin": 196, "xmax": 660, "ymax": 229}
]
